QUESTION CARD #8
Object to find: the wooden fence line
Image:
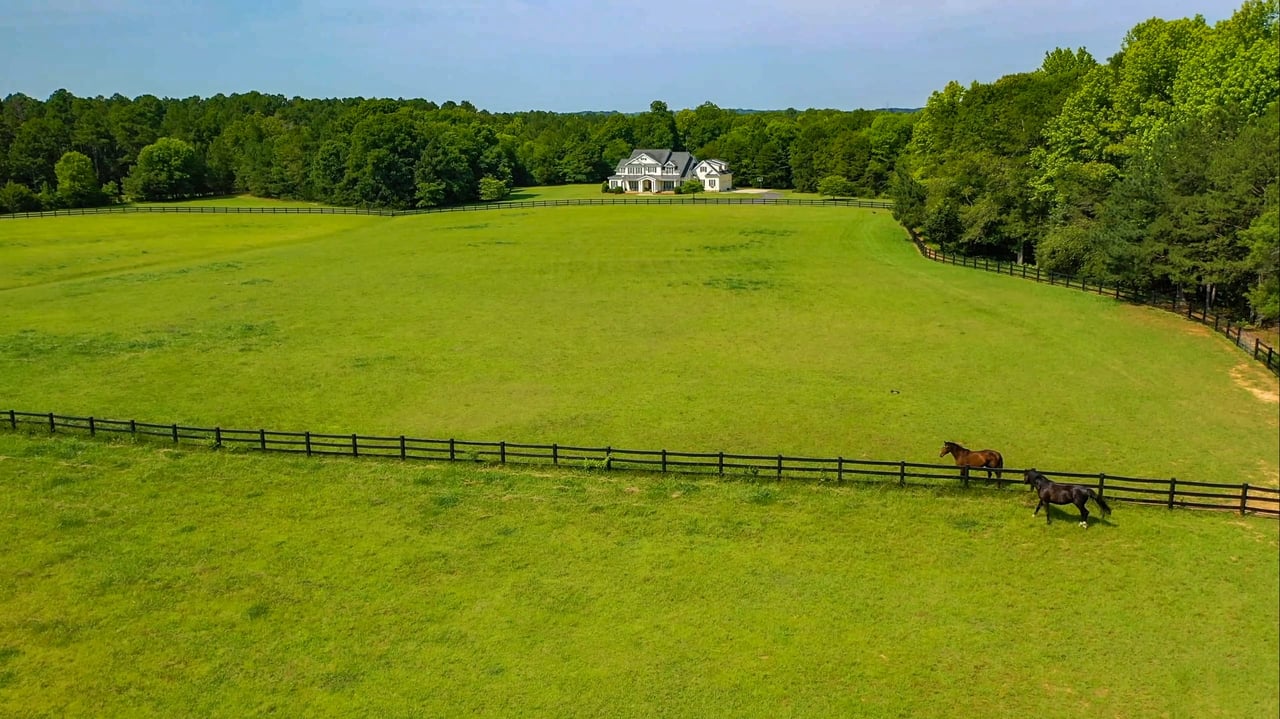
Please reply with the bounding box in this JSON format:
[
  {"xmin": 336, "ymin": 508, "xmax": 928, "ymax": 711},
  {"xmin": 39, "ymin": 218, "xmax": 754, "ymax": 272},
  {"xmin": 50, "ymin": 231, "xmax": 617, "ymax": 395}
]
[
  {"xmin": 6, "ymin": 409, "xmax": 1276, "ymax": 518},
  {"xmin": 909, "ymin": 234, "xmax": 1280, "ymax": 376},
  {"xmin": 0, "ymin": 196, "xmax": 893, "ymax": 220}
]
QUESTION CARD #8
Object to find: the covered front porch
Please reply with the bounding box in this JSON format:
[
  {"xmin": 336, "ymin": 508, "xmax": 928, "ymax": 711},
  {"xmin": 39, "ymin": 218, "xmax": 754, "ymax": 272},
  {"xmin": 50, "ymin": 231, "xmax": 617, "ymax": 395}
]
[{"xmin": 607, "ymin": 176, "xmax": 680, "ymax": 193}]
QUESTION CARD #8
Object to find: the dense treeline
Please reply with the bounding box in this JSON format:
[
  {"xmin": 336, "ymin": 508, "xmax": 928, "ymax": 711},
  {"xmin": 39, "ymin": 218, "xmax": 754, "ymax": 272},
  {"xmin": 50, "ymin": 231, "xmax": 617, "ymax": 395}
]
[
  {"xmin": 0, "ymin": 93, "xmax": 914, "ymax": 213},
  {"xmin": 892, "ymin": 0, "xmax": 1278, "ymax": 321}
]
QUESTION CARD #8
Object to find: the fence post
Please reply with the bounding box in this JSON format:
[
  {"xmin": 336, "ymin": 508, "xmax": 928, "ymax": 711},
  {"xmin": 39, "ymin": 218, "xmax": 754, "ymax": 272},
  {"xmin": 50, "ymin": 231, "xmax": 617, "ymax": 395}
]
[
  {"xmin": 449, "ymin": 438, "xmax": 455, "ymax": 461},
  {"xmin": 1098, "ymin": 473, "xmax": 1105, "ymax": 499},
  {"xmin": 305, "ymin": 431, "xmax": 312, "ymax": 456},
  {"xmin": 399, "ymin": 435, "xmax": 406, "ymax": 460},
  {"xmin": 552, "ymin": 443, "xmax": 558, "ymax": 465},
  {"xmin": 259, "ymin": 429, "xmax": 266, "ymax": 450},
  {"xmin": 215, "ymin": 427, "xmax": 222, "ymax": 447},
  {"xmin": 172, "ymin": 424, "xmax": 179, "ymax": 443},
  {"xmin": 718, "ymin": 451, "xmax": 724, "ymax": 476},
  {"xmin": 89, "ymin": 416, "xmax": 95, "ymax": 437},
  {"xmin": 1240, "ymin": 483, "xmax": 1249, "ymax": 516},
  {"xmin": 1168, "ymin": 477, "xmax": 1177, "ymax": 509},
  {"xmin": 837, "ymin": 457, "xmax": 845, "ymax": 483},
  {"xmin": 49, "ymin": 412, "xmax": 55, "ymax": 433},
  {"xmin": 776, "ymin": 454, "xmax": 783, "ymax": 480},
  {"xmin": 8, "ymin": 409, "xmax": 14, "ymax": 429},
  {"xmin": 605, "ymin": 446, "xmax": 611, "ymax": 470},
  {"xmin": 352, "ymin": 434, "xmax": 358, "ymax": 457},
  {"xmin": 661, "ymin": 449, "xmax": 667, "ymax": 473},
  {"xmin": 899, "ymin": 461, "xmax": 906, "ymax": 487},
  {"xmin": 1254, "ymin": 338, "xmax": 1261, "ymax": 359},
  {"xmin": 500, "ymin": 441, "xmax": 506, "ymax": 464}
]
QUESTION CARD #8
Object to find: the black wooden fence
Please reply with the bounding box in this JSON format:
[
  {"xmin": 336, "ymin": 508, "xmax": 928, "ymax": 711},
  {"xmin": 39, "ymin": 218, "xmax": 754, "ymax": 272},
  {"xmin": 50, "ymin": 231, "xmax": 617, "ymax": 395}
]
[
  {"xmin": 0, "ymin": 196, "xmax": 893, "ymax": 220},
  {"xmin": 910, "ymin": 234, "xmax": 1280, "ymax": 375},
  {"xmin": 6, "ymin": 409, "xmax": 1276, "ymax": 518}
]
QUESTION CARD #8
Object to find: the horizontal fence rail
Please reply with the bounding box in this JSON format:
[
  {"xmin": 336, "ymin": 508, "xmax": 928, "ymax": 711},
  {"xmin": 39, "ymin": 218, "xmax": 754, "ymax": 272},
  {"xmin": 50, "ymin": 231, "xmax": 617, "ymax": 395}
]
[
  {"xmin": 5, "ymin": 409, "xmax": 1276, "ymax": 519},
  {"xmin": 909, "ymin": 233, "xmax": 1280, "ymax": 375},
  {"xmin": 0, "ymin": 196, "xmax": 893, "ymax": 220}
]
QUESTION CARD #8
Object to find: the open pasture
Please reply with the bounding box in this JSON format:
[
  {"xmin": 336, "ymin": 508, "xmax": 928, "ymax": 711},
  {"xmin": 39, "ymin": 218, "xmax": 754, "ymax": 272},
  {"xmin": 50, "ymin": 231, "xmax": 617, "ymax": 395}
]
[
  {"xmin": 0, "ymin": 432, "xmax": 1275, "ymax": 718},
  {"xmin": 0, "ymin": 204, "xmax": 1276, "ymax": 486}
]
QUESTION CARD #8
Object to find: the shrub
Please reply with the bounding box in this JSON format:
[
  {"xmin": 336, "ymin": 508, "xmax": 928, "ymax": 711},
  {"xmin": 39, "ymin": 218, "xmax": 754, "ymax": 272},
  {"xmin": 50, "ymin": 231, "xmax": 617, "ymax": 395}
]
[{"xmin": 0, "ymin": 181, "xmax": 41, "ymax": 213}]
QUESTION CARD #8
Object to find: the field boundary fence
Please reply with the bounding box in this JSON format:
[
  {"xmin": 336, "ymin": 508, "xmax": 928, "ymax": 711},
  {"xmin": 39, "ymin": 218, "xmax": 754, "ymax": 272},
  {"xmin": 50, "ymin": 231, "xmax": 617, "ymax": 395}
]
[
  {"xmin": 0, "ymin": 196, "xmax": 893, "ymax": 221},
  {"xmin": 6, "ymin": 409, "xmax": 1276, "ymax": 519},
  {"xmin": 908, "ymin": 233, "xmax": 1280, "ymax": 375}
]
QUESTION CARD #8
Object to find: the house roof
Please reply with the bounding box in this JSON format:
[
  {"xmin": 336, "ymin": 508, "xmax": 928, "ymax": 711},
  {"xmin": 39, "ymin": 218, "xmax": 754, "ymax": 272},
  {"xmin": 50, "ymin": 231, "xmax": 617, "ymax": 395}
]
[
  {"xmin": 616, "ymin": 149, "xmax": 699, "ymax": 179},
  {"xmin": 628, "ymin": 149, "xmax": 671, "ymax": 165}
]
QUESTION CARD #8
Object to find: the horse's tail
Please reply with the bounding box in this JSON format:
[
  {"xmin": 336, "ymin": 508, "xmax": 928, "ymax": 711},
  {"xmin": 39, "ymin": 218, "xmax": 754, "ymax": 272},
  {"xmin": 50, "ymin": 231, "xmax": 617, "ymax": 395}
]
[{"xmin": 1090, "ymin": 489, "xmax": 1112, "ymax": 516}]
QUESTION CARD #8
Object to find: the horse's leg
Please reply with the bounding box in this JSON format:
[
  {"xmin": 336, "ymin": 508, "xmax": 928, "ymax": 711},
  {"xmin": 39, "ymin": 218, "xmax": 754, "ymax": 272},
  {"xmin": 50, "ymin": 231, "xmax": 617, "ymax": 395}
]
[
  {"xmin": 1033, "ymin": 499, "xmax": 1043, "ymax": 517},
  {"xmin": 1078, "ymin": 500, "xmax": 1090, "ymax": 528}
]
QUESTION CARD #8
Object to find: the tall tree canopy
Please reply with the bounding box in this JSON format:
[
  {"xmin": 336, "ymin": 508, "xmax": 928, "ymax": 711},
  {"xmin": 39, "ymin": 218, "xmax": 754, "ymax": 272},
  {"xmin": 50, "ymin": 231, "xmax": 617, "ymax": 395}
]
[{"xmin": 897, "ymin": 0, "xmax": 1278, "ymax": 321}]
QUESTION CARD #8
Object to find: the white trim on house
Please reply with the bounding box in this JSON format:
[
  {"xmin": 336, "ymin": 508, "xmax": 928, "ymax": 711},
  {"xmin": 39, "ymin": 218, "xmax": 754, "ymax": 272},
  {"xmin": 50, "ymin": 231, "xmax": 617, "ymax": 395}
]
[{"xmin": 607, "ymin": 150, "xmax": 733, "ymax": 193}]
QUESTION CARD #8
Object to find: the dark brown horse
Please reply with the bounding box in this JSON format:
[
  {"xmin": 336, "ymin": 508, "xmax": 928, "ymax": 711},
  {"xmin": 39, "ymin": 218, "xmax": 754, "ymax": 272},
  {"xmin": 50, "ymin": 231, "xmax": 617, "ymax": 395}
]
[
  {"xmin": 940, "ymin": 441, "xmax": 1004, "ymax": 486},
  {"xmin": 1023, "ymin": 469, "xmax": 1112, "ymax": 528}
]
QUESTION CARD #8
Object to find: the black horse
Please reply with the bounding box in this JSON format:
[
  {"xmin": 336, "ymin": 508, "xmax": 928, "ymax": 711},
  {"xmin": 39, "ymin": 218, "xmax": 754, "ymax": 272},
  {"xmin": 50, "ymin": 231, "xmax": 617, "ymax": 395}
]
[{"xmin": 1023, "ymin": 469, "xmax": 1112, "ymax": 528}]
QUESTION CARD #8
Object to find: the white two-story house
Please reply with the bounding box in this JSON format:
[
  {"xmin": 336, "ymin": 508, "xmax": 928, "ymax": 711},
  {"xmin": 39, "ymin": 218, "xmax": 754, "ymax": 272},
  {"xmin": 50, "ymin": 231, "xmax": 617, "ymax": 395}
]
[{"xmin": 607, "ymin": 149, "xmax": 733, "ymax": 193}]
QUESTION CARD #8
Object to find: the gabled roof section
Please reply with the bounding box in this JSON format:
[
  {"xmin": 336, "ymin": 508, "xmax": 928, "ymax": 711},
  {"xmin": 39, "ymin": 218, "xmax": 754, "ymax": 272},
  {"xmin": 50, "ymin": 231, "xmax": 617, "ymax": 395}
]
[
  {"xmin": 628, "ymin": 149, "xmax": 672, "ymax": 165},
  {"xmin": 617, "ymin": 149, "xmax": 700, "ymax": 177}
]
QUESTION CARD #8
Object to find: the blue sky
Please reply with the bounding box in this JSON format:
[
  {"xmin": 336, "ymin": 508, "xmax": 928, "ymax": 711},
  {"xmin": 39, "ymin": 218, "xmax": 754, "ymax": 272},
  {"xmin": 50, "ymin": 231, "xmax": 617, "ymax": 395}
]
[{"xmin": 0, "ymin": 0, "xmax": 1249, "ymax": 112}]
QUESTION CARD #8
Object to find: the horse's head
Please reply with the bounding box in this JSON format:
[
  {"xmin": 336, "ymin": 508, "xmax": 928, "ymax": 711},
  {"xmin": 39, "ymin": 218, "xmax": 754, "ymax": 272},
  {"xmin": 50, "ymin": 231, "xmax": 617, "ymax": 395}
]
[
  {"xmin": 1023, "ymin": 468, "xmax": 1045, "ymax": 485},
  {"xmin": 939, "ymin": 441, "xmax": 957, "ymax": 457}
]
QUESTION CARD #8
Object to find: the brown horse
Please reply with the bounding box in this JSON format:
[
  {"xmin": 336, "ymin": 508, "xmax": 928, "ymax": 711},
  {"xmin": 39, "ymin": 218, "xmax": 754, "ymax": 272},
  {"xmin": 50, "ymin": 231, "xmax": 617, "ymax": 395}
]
[{"xmin": 940, "ymin": 441, "xmax": 1005, "ymax": 486}]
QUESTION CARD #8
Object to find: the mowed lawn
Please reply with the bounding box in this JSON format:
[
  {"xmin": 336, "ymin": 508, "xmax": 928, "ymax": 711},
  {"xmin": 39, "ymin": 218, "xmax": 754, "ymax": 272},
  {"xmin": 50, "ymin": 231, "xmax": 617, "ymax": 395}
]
[
  {"xmin": 0, "ymin": 204, "xmax": 1276, "ymax": 486},
  {"xmin": 0, "ymin": 432, "xmax": 1275, "ymax": 718}
]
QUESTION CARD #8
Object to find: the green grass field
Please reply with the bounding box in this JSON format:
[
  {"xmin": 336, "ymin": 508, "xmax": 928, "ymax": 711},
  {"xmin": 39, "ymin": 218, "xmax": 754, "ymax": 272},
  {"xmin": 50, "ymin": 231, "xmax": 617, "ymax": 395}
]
[
  {"xmin": 503, "ymin": 184, "xmax": 867, "ymax": 202},
  {"xmin": 130, "ymin": 195, "xmax": 345, "ymax": 208},
  {"xmin": 0, "ymin": 431, "xmax": 1275, "ymax": 718},
  {"xmin": 1, "ymin": 204, "xmax": 1275, "ymax": 486},
  {"xmin": 2, "ymin": 201, "xmax": 1277, "ymax": 717}
]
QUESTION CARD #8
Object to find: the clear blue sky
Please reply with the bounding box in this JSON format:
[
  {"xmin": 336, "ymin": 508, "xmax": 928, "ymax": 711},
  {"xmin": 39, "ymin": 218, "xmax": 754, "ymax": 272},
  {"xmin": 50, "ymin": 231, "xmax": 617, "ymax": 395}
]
[{"xmin": 0, "ymin": 0, "xmax": 1249, "ymax": 112}]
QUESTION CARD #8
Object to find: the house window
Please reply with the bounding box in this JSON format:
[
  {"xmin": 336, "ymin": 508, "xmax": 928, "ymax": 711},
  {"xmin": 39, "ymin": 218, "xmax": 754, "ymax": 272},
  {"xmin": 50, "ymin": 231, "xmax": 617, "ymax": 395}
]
[{"xmin": 708, "ymin": 180, "xmax": 716, "ymax": 189}]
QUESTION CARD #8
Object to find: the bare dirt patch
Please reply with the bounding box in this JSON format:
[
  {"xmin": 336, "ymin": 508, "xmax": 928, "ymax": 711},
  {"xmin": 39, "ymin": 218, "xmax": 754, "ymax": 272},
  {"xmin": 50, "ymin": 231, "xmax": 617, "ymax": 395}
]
[{"xmin": 1230, "ymin": 364, "xmax": 1279, "ymax": 404}]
